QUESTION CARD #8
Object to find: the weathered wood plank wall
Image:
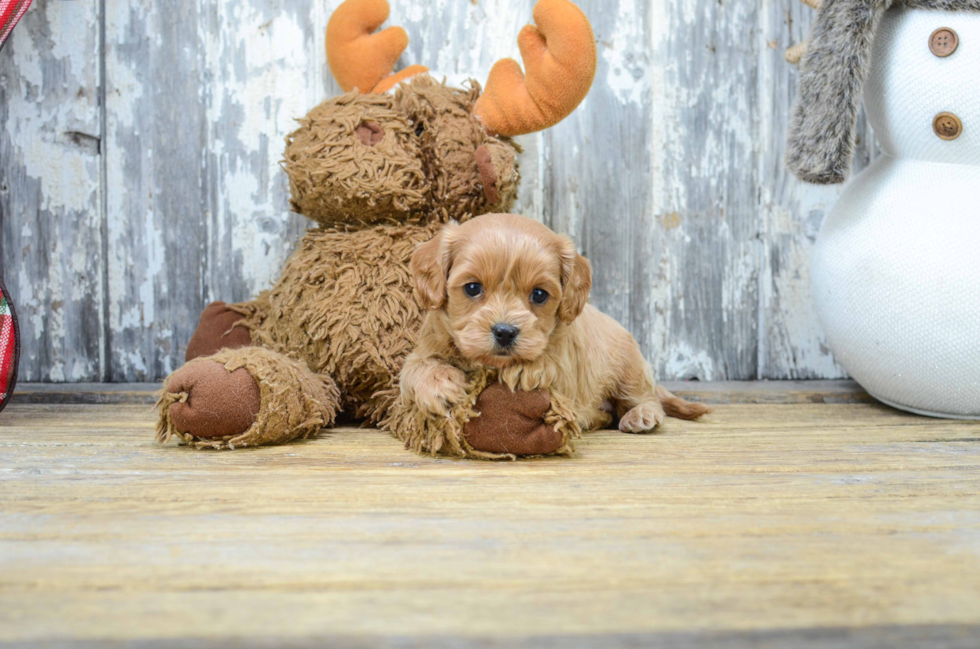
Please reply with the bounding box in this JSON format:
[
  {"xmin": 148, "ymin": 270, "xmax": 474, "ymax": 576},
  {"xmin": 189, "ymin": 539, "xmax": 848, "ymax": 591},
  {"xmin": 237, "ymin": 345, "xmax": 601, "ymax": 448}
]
[
  {"xmin": 0, "ymin": 0, "xmax": 875, "ymax": 382},
  {"xmin": 0, "ymin": 0, "xmax": 104, "ymax": 382}
]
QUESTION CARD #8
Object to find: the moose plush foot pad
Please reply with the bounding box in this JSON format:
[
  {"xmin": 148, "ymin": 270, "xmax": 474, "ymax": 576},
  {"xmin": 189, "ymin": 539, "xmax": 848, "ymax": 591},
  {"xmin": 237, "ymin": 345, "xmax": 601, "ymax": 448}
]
[
  {"xmin": 383, "ymin": 368, "xmax": 580, "ymax": 460},
  {"xmin": 157, "ymin": 347, "xmax": 341, "ymax": 449},
  {"xmin": 464, "ymin": 383, "xmax": 568, "ymax": 455},
  {"xmin": 163, "ymin": 361, "xmax": 261, "ymax": 439}
]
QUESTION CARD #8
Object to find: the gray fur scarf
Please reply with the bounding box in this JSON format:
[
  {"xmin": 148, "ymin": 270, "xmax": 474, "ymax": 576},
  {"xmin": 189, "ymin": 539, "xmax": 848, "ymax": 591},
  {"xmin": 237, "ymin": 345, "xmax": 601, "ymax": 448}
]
[{"xmin": 786, "ymin": 0, "xmax": 980, "ymax": 184}]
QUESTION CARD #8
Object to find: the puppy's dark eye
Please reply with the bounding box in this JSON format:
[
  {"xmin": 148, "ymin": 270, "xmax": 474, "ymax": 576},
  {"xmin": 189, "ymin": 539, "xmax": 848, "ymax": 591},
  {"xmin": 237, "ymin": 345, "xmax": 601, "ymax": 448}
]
[
  {"xmin": 530, "ymin": 288, "xmax": 549, "ymax": 305},
  {"xmin": 464, "ymin": 282, "xmax": 483, "ymax": 298},
  {"xmin": 414, "ymin": 122, "xmax": 425, "ymax": 137}
]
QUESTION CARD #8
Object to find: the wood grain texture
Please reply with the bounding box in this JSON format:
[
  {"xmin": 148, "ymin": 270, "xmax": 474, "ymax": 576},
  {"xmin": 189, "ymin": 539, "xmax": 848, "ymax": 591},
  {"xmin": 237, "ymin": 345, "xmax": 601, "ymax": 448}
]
[
  {"xmin": 757, "ymin": 0, "xmax": 878, "ymax": 380},
  {"xmin": 547, "ymin": 0, "xmax": 654, "ymax": 365},
  {"xmin": 1, "ymin": 401, "xmax": 979, "ymax": 643},
  {"xmin": 5, "ymin": 626, "xmax": 980, "ymax": 649},
  {"xmin": 6, "ymin": 379, "xmax": 873, "ymax": 405},
  {"xmin": 6, "ymin": 626, "xmax": 980, "ymax": 649},
  {"xmin": 0, "ymin": 0, "xmax": 105, "ymax": 382},
  {"xmin": 2, "ymin": 0, "xmax": 885, "ymax": 381},
  {"xmin": 103, "ymin": 0, "xmax": 209, "ymax": 380},
  {"xmin": 649, "ymin": 0, "xmax": 762, "ymax": 381},
  {"xmin": 102, "ymin": 0, "xmax": 324, "ymax": 380}
]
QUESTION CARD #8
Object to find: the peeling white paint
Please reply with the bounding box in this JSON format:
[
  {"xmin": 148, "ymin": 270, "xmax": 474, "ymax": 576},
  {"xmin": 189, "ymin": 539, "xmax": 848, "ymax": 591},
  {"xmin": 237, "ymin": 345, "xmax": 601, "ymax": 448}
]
[
  {"xmin": 205, "ymin": 1, "xmax": 321, "ymax": 297},
  {"xmin": 4, "ymin": 0, "xmax": 871, "ymax": 382},
  {"xmin": 1, "ymin": 0, "xmax": 104, "ymax": 381},
  {"xmin": 104, "ymin": 49, "xmax": 144, "ymax": 131},
  {"xmin": 663, "ymin": 341, "xmax": 717, "ymax": 381},
  {"xmin": 754, "ymin": 0, "xmax": 855, "ymax": 380},
  {"xmin": 4, "ymin": 30, "xmax": 99, "ymax": 214},
  {"xmin": 513, "ymin": 131, "xmax": 545, "ymax": 222},
  {"xmin": 604, "ymin": 0, "xmax": 651, "ymax": 106}
]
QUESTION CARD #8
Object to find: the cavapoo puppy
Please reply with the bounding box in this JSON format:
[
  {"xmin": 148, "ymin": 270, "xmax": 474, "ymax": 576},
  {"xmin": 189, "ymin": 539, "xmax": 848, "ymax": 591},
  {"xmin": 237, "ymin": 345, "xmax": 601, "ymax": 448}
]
[{"xmin": 400, "ymin": 213, "xmax": 712, "ymax": 444}]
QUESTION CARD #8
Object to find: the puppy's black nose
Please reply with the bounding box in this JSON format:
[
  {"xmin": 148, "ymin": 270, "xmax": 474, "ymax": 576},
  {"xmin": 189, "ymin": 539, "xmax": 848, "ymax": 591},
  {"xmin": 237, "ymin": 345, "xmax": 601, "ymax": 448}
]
[{"xmin": 492, "ymin": 323, "xmax": 519, "ymax": 348}]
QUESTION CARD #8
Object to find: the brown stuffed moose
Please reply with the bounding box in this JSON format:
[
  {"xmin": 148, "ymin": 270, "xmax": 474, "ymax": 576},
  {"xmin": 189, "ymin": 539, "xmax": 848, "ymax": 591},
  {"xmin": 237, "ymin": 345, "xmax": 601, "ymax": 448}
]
[{"xmin": 156, "ymin": 0, "xmax": 597, "ymax": 456}]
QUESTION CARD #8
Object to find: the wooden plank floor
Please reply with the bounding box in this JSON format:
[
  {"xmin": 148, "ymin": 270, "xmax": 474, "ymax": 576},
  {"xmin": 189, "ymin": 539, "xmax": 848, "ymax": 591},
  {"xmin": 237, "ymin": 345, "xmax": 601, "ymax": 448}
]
[{"xmin": 1, "ymin": 386, "xmax": 979, "ymax": 648}]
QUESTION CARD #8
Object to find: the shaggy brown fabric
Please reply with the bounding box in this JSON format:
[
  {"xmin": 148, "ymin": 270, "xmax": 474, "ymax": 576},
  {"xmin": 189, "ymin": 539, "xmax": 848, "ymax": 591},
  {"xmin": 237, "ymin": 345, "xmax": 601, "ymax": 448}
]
[
  {"xmin": 230, "ymin": 222, "xmax": 441, "ymax": 422},
  {"xmin": 394, "ymin": 76, "xmax": 519, "ymax": 219},
  {"xmin": 283, "ymin": 91, "xmax": 427, "ymax": 225},
  {"xmin": 184, "ymin": 301, "xmax": 251, "ymax": 361},
  {"xmin": 383, "ymin": 367, "xmax": 579, "ymax": 461},
  {"xmin": 464, "ymin": 382, "xmax": 565, "ymax": 455},
  {"xmin": 157, "ymin": 346, "xmax": 340, "ymax": 450},
  {"xmin": 282, "ymin": 77, "xmax": 520, "ymax": 226},
  {"xmin": 165, "ymin": 361, "xmax": 261, "ymax": 438}
]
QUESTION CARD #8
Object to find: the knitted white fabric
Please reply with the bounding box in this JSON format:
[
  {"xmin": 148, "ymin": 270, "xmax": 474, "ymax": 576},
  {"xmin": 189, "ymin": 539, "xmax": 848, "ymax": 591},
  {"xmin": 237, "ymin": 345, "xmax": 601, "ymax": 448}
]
[
  {"xmin": 813, "ymin": 8, "xmax": 980, "ymax": 418},
  {"xmin": 864, "ymin": 8, "xmax": 980, "ymax": 164}
]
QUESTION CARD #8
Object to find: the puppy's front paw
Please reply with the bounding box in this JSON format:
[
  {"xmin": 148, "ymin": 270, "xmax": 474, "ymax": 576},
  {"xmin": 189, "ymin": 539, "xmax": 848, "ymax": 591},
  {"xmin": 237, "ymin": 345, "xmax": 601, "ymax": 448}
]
[
  {"xmin": 413, "ymin": 365, "xmax": 468, "ymax": 417},
  {"xmin": 619, "ymin": 401, "xmax": 666, "ymax": 434}
]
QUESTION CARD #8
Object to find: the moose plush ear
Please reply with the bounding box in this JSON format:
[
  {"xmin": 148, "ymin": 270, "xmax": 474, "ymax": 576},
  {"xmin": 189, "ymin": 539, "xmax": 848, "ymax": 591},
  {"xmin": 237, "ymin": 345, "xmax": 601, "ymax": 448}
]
[
  {"xmin": 557, "ymin": 236, "xmax": 592, "ymax": 324},
  {"xmin": 411, "ymin": 223, "xmax": 459, "ymax": 310},
  {"xmin": 474, "ymin": 0, "xmax": 597, "ymax": 137},
  {"xmin": 785, "ymin": 0, "xmax": 889, "ymax": 185}
]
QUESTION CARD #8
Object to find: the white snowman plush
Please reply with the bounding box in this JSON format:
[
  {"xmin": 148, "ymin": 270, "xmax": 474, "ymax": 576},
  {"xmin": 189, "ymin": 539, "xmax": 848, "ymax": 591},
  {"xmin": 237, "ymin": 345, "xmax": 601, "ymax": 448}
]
[{"xmin": 787, "ymin": 0, "xmax": 980, "ymax": 419}]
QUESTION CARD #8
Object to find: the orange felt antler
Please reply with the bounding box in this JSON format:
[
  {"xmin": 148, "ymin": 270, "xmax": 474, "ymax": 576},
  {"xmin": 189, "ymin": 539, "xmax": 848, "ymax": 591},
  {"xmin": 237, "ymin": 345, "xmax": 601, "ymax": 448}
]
[
  {"xmin": 473, "ymin": 0, "xmax": 597, "ymax": 137},
  {"xmin": 326, "ymin": 0, "xmax": 428, "ymax": 93}
]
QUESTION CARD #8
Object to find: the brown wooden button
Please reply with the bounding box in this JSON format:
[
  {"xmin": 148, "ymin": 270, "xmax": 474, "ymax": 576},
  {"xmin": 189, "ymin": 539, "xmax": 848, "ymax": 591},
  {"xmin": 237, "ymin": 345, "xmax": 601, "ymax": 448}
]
[
  {"xmin": 930, "ymin": 28, "xmax": 959, "ymax": 57},
  {"xmin": 933, "ymin": 112, "xmax": 963, "ymax": 140}
]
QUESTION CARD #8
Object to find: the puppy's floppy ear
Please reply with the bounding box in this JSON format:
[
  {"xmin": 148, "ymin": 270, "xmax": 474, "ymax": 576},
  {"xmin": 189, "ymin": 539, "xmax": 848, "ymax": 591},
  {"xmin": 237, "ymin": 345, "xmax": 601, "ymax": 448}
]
[
  {"xmin": 557, "ymin": 236, "xmax": 591, "ymax": 324},
  {"xmin": 411, "ymin": 222, "xmax": 459, "ymax": 310}
]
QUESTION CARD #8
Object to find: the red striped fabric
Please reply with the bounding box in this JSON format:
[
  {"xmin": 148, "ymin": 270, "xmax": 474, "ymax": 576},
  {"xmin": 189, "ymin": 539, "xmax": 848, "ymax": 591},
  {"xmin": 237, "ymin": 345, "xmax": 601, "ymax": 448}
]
[
  {"xmin": 0, "ymin": 280, "xmax": 18, "ymax": 412},
  {"xmin": 0, "ymin": 0, "xmax": 32, "ymax": 50}
]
